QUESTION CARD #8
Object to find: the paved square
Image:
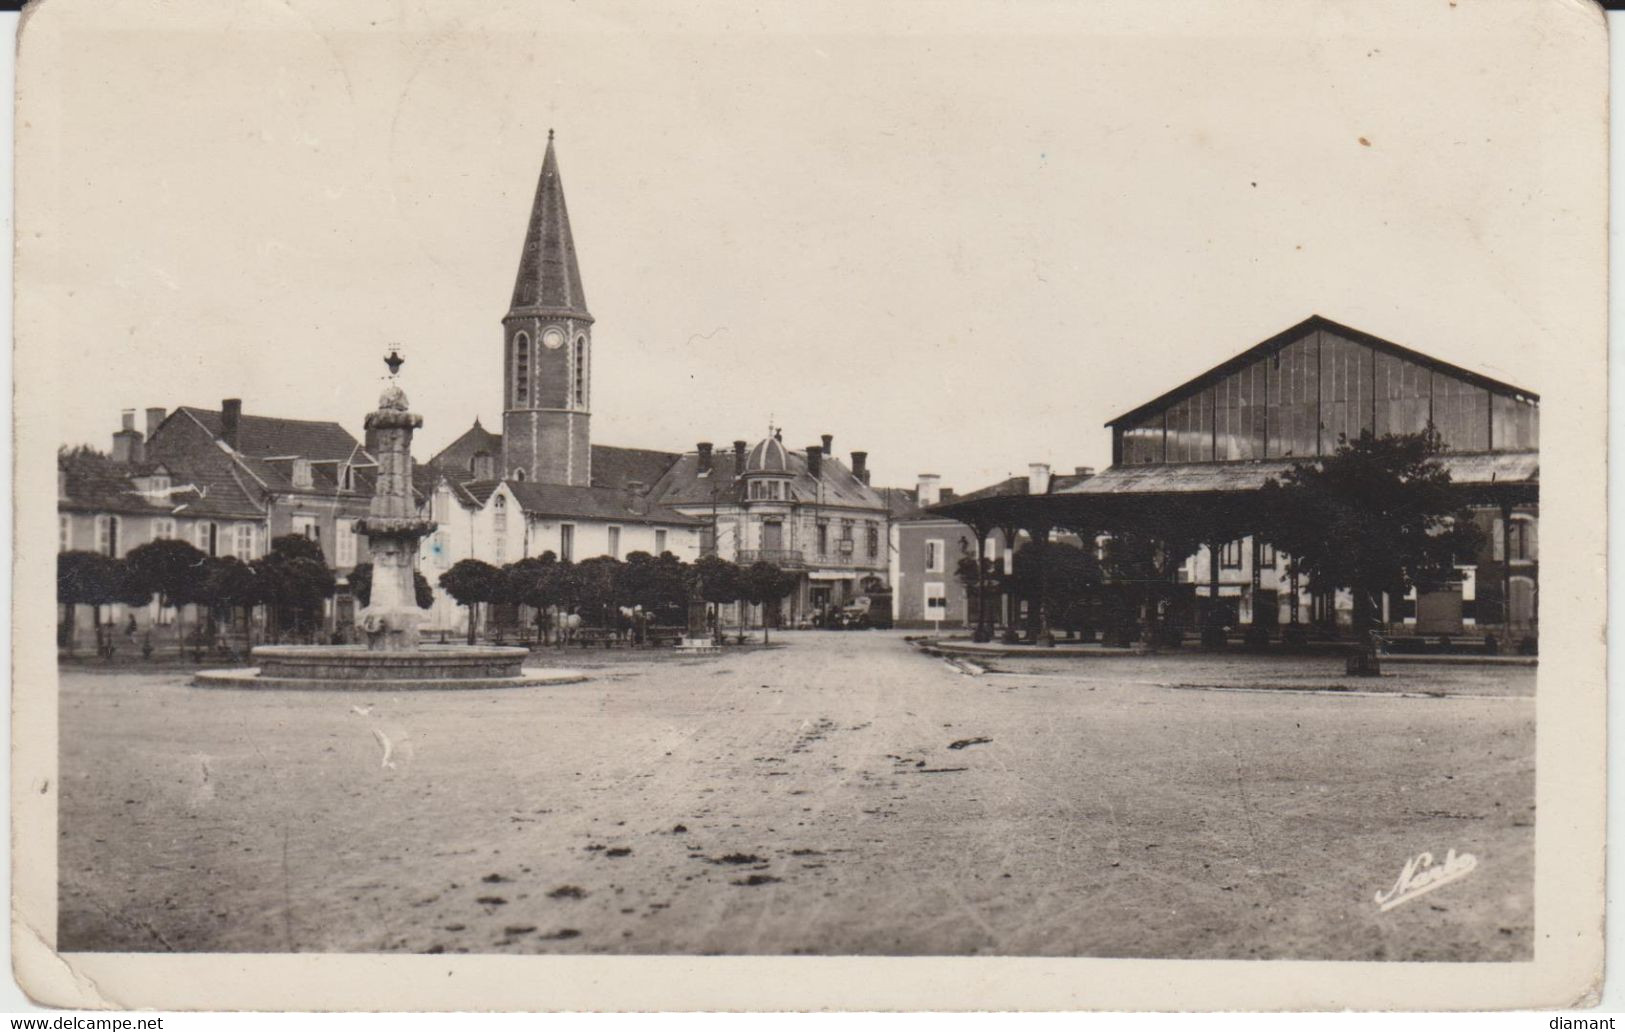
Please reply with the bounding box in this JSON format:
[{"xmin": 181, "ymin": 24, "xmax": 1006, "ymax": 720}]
[{"xmin": 58, "ymin": 632, "xmax": 1533, "ymax": 959}]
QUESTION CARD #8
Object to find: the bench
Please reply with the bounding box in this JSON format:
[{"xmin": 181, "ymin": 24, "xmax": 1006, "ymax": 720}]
[{"xmin": 575, "ymin": 628, "xmax": 623, "ymax": 648}]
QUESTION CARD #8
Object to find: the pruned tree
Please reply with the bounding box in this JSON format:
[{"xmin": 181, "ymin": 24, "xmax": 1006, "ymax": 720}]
[
  {"xmin": 124, "ymin": 538, "xmax": 211, "ymax": 656},
  {"xmin": 253, "ymin": 534, "xmax": 336, "ymax": 641},
  {"xmin": 690, "ymin": 554, "xmax": 741, "ymax": 642},
  {"xmin": 1261, "ymin": 427, "xmax": 1484, "ymax": 673},
  {"xmin": 738, "ymin": 561, "xmax": 797, "ymax": 644},
  {"xmin": 58, "ymin": 551, "xmax": 143, "ymax": 655},
  {"xmin": 438, "ymin": 558, "xmax": 503, "ymax": 644}
]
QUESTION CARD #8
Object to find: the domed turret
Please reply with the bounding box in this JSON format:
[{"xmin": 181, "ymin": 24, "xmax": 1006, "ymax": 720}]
[
  {"xmin": 742, "ymin": 432, "xmax": 793, "ymax": 503},
  {"xmin": 743, "ymin": 435, "xmax": 791, "ymax": 475}
]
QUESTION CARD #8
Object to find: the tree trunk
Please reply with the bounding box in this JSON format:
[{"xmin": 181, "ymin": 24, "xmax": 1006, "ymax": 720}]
[
  {"xmin": 466, "ymin": 603, "xmax": 477, "ymax": 645},
  {"xmin": 1346, "ymin": 588, "xmax": 1381, "ymax": 676}
]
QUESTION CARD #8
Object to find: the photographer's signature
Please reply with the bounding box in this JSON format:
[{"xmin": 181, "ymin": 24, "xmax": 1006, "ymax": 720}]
[{"xmin": 1374, "ymin": 848, "xmax": 1477, "ymax": 912}]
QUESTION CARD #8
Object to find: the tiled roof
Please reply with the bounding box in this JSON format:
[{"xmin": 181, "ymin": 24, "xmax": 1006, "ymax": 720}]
[
  {"xmin": 429, "ymin": 420, "xmax": 504, "ymax": 474},
  {"xmin": 505, "ymin": 481, "xmax": 704, "ymax": 526},
  {"xmin": 176, "ymin": 407, "xmax": 361, "ymax": 462},
  {"xmin": 651, "ymin": 447, "xmax": 886, "ymax": 512},
  {"xmin": 591, "ymin": 444, "xmax": 680, "ymax": 491},
  {"xmin": 462, "ymin": 479, "xmax": 504, "ymax": 506},
  {"xmin": 58, "ymin": 449, "xmax": 265, "ymax": 520}
]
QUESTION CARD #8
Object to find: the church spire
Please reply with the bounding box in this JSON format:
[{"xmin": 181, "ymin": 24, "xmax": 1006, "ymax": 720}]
[{"xmin": 508, "ymin": 131, "xmax": 591, "ymax": 321}]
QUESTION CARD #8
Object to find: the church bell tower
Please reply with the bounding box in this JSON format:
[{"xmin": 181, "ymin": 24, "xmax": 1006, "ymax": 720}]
[{"xmin": 502, "ymin": 130, "xmax": 593, "ymax": 486}]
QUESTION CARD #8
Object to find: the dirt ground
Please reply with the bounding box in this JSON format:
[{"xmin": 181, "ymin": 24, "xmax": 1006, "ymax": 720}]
[{"xmin": 57, "ymin": 631, "xmax": 1533, "ymax": 959}]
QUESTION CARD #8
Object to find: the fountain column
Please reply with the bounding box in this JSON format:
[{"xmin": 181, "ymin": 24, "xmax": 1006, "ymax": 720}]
[{"xmin": 353, "ymin": 359, "xmax": 437, "ymax": 651}]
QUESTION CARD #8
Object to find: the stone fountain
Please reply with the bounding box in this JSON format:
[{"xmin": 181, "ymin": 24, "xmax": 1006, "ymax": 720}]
[{"xmin": 195, "ymin": 350, "xmax": 584, "ymax": 690}]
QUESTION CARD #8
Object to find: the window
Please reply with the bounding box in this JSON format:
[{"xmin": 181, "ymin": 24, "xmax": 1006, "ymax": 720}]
[
  {"xmin": 924, "ymin": 582, "xmax": 948, "ymax": 617},
  {"xmin": 866, "ymin": 523, "xmax": 879, "ymax": 559},
  {"xmin": 513, "ymin": 468, "xmax": 527, "ymax": 482},
  {"xmin": 235, "ymin": 524, "xmax": 257, "ymax": 561},
  {"xmin": 655, "ymin": 529, "xmax": 668, "ymax": 555},
  {"xmin": 1219, "ymin": 540, "xmax": 1243, "ymax": 570},
  {"xmin": 195, "ymin": 520, "xmax": 218, "ymax": 557},
  {"xmin": 147, "ymin": 473, "xmax": 171, "ymax": 496},
  {"xmin": 335, "ymin": 521, "xmax": 356, "ymax": 566},
  {"xmin": 925, "ymin": 539, "xmax": 944, "ymax": 573},
  {"xmin": 98, "ymin": 515, "xmax": 120, "ymax": 557},
  {"xmin": 1495, "ymin": 516, "xmax": 1538, "ymax": 563},
  {"xmin": 560, "ymin": 524, "xmax": 575, "ymax": 562},
  {"xmin": 292, "ymin": 459, "xmax": 313, "ymax": 489},
  {"xmin": 699, "ymin": 525, "xmax": 716, "ymax": 555},
  {"xmin": 607, "ymin": 526, "xmax": 621, "ymax": 560},
  {"xmin": 1259, "ymin": 543, "xmax": 1277, "ymax": 567},
  {"xmin": 291, "ymin": 515, "xmax": 320, "ymax": 545},
  {"xmin": 817, "ymin": 522, "xmax": 829, "ymax": 556},
  {"xmin": 153, "ymin": 518, "xmax": 176, "ymax": 541},
  {"xmin": 59, "ymin": 515, "xmax": 71, "ymax": 552},
  {"xmin": 493, "ymin": 495, "xmax": 508, "ymax": 557},
  {"xmin": 514, "ymin": 332, "xmax": 530, "ymax": 407},
  {"xmin": 340, "ymin": 464, "xmax": 355, "ymax": 491},
  {"xmin": 573, "ymin": 336, "xmax": 587, "ymax": 408}
]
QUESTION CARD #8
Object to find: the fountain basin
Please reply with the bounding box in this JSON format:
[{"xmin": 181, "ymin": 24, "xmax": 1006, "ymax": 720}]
[{"xmin": 193, "ymin": 645, "xmax": 587, "ymax": 691}]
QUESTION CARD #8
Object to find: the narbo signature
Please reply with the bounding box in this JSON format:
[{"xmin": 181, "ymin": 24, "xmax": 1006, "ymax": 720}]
[{"xmin": 1374, "ymin": 848, "xmax": 1478, "ymax": 912}]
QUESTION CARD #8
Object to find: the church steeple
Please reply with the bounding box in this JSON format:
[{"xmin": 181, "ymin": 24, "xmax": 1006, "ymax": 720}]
[
  {"xmin": 508, "ymin": 129, "xmax": 591, "ymax": 321},
  {"xmin": 501, "ymin": 131, "xmax": 595, "ymax": 487}
]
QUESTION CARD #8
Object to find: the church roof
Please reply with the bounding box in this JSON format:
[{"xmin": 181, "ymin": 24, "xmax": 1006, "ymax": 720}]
[
  {"xmin": 508, "ymin": 132, "xmax": 591, "ymax": 320},
  {"xmin": 427, "ymin": 419, "xmax": 503, "ymax": 475}
]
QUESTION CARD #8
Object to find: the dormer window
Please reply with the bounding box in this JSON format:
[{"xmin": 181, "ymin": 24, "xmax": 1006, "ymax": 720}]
[
  {"xmin": 340, "ymin": 464, "xmax": 355, "ymax": 491},
  {"xmin": 292, "ymin": 459, "xmax": 313, "ymax": 488}
]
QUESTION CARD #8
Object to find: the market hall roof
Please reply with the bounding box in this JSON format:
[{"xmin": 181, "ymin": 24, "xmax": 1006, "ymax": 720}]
[
  {"xmin": 1104, "ymin": 314, "xmax": 1539, "ymax": 431},
  {"xmin": 1057, "ymin": 452, "xmax": 1539, "ymax": 497}
]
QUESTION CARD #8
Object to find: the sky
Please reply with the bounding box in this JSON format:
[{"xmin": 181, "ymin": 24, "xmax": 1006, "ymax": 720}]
[{"xmin": 24, "ymin": 0, "xmax": 1605, "ymax": 493}]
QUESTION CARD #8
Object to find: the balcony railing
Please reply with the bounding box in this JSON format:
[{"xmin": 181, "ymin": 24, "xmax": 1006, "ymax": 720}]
[{"xmin": 737, "ymin": 548, "xmax": 808, "ymax": 569}]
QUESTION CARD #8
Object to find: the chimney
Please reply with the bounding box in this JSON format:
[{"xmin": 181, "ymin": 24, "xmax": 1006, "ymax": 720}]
[
  {"xmin": 112, "ymin": 410, "xmax": 144, "ymax": 465},
  {"xmin": 821, "ymin": 434, "xmax": 833, "ymax": 456},
  {"xmin": 1028, "ymin": 462, "xmax": 1052, "ymax": 494},
  {"xmin": 850, "ymin": 451, "xmax": 869, "ymax": 485},
  {"xmin": 1074, "ymin": 466, "xmax": 1095, "ymax": 478},
  {"xmin": 805, "ymin": 445, "xmax": 822, "ymax": 478},
  {"xmin": 697, "ymin": 442, "xmax": 713, "ymax": 475},
  {"xmin": 917, "ymin": 473, "xmax": 941, "ymax": 508},
  {"xmin": 221, "ymin": 398, "xmax": 243, "ymax": 450},
  {"xmin": 733, "ymin": 440, "xmax": 747, "ymax": 470},
  {"xmin": 145, "ymin": 407, "xmax": 166, "ymax": 439}
]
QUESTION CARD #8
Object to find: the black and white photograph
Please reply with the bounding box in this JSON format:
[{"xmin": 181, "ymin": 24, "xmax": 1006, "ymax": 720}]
[{"xmin": 12, "ymin": 0, "xmax": 1607, "ymax": 1013}]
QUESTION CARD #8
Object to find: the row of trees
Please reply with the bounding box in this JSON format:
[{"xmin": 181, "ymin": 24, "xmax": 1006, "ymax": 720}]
[
  {"xmin": 436, "ymin": 551, "xmax": 800, "ymax": 644},
  {"xmin": 57, "ymin": 534, "xmax": 433, "ymax": 655},
  {"xmin": 957, "ymin": 429, "xmax": 1484, "ymax": 659}
]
